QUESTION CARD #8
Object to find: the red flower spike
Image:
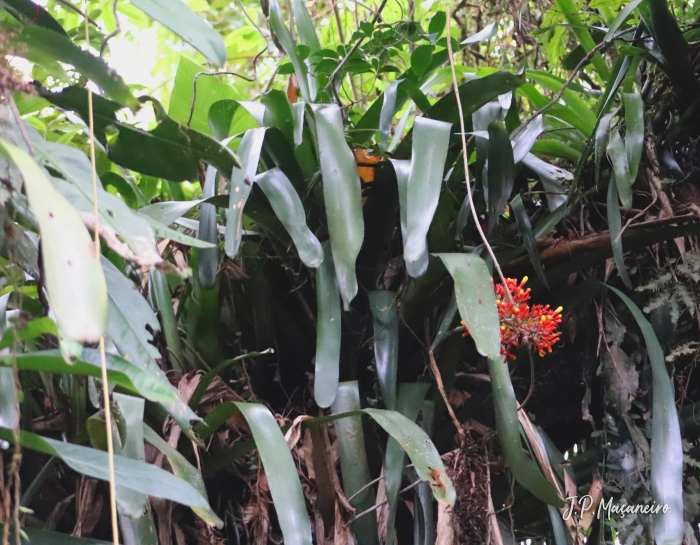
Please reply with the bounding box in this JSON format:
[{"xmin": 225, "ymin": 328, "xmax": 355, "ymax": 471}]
[{"xmin": 461, "ymin": 276, "xmax": 563, "ymax": 360}]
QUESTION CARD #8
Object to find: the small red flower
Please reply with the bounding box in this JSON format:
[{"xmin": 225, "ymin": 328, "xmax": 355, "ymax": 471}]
[{"xmin": 462, "ymin": 276, "xmax": 562, "ymax": 360}]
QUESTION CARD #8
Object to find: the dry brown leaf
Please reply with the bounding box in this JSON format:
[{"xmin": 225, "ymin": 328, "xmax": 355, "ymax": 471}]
[
  {"xmin": 334, "ymin": 501, "xmax": 357, "ymax": 545},
  {"xmin": 284, "ymin": 414, "xmax": 311, "ymax": 448},
  {"xmin": 72, "ymin": 477, "xmax": 103, "ymax": 537},
  {"xmin": 436, "ymin": 502, "xmax": 455, "ymax": 545},
  {"xmin": 579, "ymin": 476, "xmax": 603, "ymax": 533},
  {"xmin": 448, "ymin": 388, "xmax": 472, "ymax": 409},
  {"xmin": 375, "ymin": 468, "xmax": 388, "ymax": 545}
]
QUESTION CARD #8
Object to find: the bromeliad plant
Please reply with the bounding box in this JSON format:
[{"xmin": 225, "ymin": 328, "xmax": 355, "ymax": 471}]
[{"xmin": 0, "ymin": 0, "xmax": 699, "ymax": 543}]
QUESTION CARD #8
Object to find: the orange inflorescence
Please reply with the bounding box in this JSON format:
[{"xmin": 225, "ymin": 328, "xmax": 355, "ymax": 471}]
[{"xmin": 462, "ymin": 277, "xmax": 562, "ymax": 360}]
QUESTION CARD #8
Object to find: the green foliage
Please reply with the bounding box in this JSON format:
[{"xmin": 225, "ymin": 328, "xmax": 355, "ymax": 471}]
[{"xmin": 3, "ymin": 0, "xmax": 700, "ymax": 543}]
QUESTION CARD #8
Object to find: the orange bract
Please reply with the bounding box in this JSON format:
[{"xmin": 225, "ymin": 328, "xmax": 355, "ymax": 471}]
[{"xmin": 462, "ymin": 277, "xmax": 562, "ymax": 360}]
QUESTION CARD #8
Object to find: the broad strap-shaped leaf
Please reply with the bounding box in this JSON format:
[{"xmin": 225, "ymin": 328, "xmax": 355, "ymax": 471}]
[
  {"xmin": 595, "ymin": 111, "xmax": 615, "ymax": 185},
  {"xmin": 390, "ymin": 158, "xmax": 412, "ymax": 246},
  {"xmin": 368, "ymin": 291, "xmax": 399, "ymax": 410},
  {"xmin": 37, "ymin": 86, "xmax": 240, "ymax": 182},
  {"xmin": 0, "ymin": 139, "xmax": 107, "ymax": 357},
  {"xmin": 269, "ymin": 0, "xmax": 311, "ymax": 103},
  {"xmin": 1, "ymin": 0, "xmax": 68, "ymax": 35},
  {"xmin": 143, "ymin": 424, "xmax": 223, "ymax": 527},
  {"xmin": 129, "ymin": 0, "xmax": 226, "ymax": 67},
  {"xmin": 11, "ymin": 26, "xmax": 137, "ymax": 109},
  {"xmin": 511, "ymin": 194, "xmax": 548, "ymax": 288},
  {"xmin": 293, "ymin": 0, "xmax": 321, "ymax": 100},
  {"xmin": 235, "ymin": 403, "xmax": 313, "ymax": 545},
  {"xmin": 404, "ymin": 118, "xmax": 451, "ymax": 277},
  {"xmin": 0, "ymin": 426, "xmax": 221, "ymax": 524},
  {"xmin": 331, "ymin": 382, "xmax": 379, "ymax": 545},
  {"xmin": 622, "ymin": 91, "xmax": 644, "ymax": 183},
  {"xmin": 226, "ymin": 128, "xmax": 266, "ymax": 258},
  {"xmin": 311, "ymin": 104, "xmax": 364, "ymax": 308},
  {"xmin": 256, "ymin": 168, "xmax": 323, "ymax": 268},
  {"xmin": 462, "ymin": 22, "xmax": 499, "ymax": 44},
  {"xmin": 113, "ymin": 393, "xmax": 158, "ymax": 545},
  {"xmin": 607, "ymin": 286, "xmax": 684, "ymax": 545},
  {"xmin": 437, "ymin": 253, "xmax": 563, "ymax": 506},
  {"xmin": 4, "ymin": 350, "xmax": 174, "ymax": 404},
  {"xmin": 0, "ymin": 525, "xmax": 112, "ymax": 544},
  {"xmin": 315, "ymin": 241, "xmax": 341, "ymax": 408},
  {"xmin": 102, "ymin": 256, "xmax": 162, "ymax": 375},
  {"xmin": 393, "ymin": 71, "xmax": 525, "ymax": 158},
  {"xmin": 138, "ymin": 197, "xmax": 227, "ymax": 226},
  {"xmin": 365, "ymin": 408, "xmax": 455, "ymax": 505},
  {"xmin": 262, "ymin": 90, "xmax": 295, "ymax": 144},
  {"xmin": 384, "ymin": 384, "xmax": 430, "ymax": 545},
  {"xmin": 486, "ymin": 120, "xmax": 516, "ymax": 232},
  {"xmin": 607, "ymin": 175, "xmax": 633, "ymax": 288},
  {"xmin": 0, "ymin": 294, "xmax": 17, "ymax": 432},
  {"xmin": 607, "ymin": 129, "xmax": 633, "ymax": 209},
  {"xmin": 198, "ymin": 166, "xmax": 219, "ymax": 288},
  {"xmin": 521, "ymin": 153, "xmax": 570, "ymax": 211},
  {"xmin": 150, "ymin": 269, "xmax": 185, "ymax": 370},
  {"xmin": 379, "ymin": 80, "xmax": 403, "ymax": 152},
  {"xmin": 29, "ymin": 131, "xmax": 162, "ymax": 267}
]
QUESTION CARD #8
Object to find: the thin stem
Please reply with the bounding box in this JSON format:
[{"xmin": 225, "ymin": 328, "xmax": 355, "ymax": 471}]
[
  {"xmin": 85, "ymin": 2, "xmax": 119, "ymax": 543},
  {"xmin": 187, "ymin": 71, "xmax": 255, "ymax": 127},
  {"xmin": 446, "ymin": 1, "xmax": 513, "ymax": 305},
  {"xmin": 53, "ymin": 0, "xmax": 100, "ymax": 28},
  {"xmin": 344, "ymin": 479, "xmax": 423, "ymax": 526},
  {"xmin": 99, "ymin": 0, "xmax": 121, "ymax": 57},
  {"xmin": 326, "ymin": 0, "xmax": 389, "ymax": 94}
]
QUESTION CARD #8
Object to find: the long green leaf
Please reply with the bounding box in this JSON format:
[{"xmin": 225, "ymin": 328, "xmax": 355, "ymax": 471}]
[
  {"xmin": 384, "ymin": 384, "xmax": 430, "ymax": 545},
  {"xmin": 437, "ymin": 253, "xmax": 563, "ymax": 506},
  {"xmin": 607, "ymin": 175, "xmax": 633, "ymax": 288},
  {"xmin": 143, "ymin": 424, "xmax": 223, "ymax": 527},
  {"xmin": 0, "ymin": 138, "xmax": 107, "ymax": 359},
  {"xmin": 0, "ymin": 427, "xmax": 221, "ymax": 524},
  {"xmin": 511, "ymin": 194, "xmax": 548, "ymax": 288},
  {"xmin": 11, "ymin": 26, "xmax": 137, "ymax": 109},
  {"xmin": 315, "ymin": 241, "xmax": 341, "ymax": 408},
  {"xmin": 0, "ymin": 0, "xmax": 68, "ymax": 35},
  {"xmin": 29, "ymin": 132, "xmax": 161, "ymax": 267},
  {"xmin": 622, "ymin": 91, "xmax": 644, "ymax": 182},
  {"xmin": 390, "ymin": 158, "xmax": 412, "ymax": 247},
  {"xmin": 487, "ymin": 120, "xmax": 516, "ymax": 232},
  {"xmin": 150, "ymin": 270, "xmax": 185, "ymax": 370},
  {"xmin": 37, "ymin": 86, "xmax": 240, "ymax": 182},
  {"xmin": 3, "ymin": 351, "xmax": 174, "ymax": 404},
  {"xmin": 256, "ymin": 168, "xmax": 323, "ymax": 267},
  {"xmin": 404, "ymin": 118, "xmax": 451, "ymax": 277},
  {"xmin": 331, "ymin": 382, "xmax": 379, "ymax": 544},
  {"xmin": 606, "ymin": 286, "xmax": 684, "ymax": 544},
  {"xmin": 394, "ymin": 71, "xmax": 524, "ymax": 158},
  {"xmin": 368, "ymin": 291, "xmax": 399, "ymax": 410},
  {"xmin": 226, "ymin": 128, "xmax": 266, "ymax": 257},
  {"xmin": 198, "ymin": 166, "xmax": 219, "ymax": 288},
  {"xmin": 0, "ymin": 295, "xmax": 17, "ymax": 432},
  {"xmin": 379, "ymin": 80, "xmax": 403, "ymax": 153},
  {"xmin": 311, "ymin": 104, "xmax": 364, "ymax": 308},
  {"xmin": 235, "ymin": 403, "xmax": 313, "ymax": 545},
  {"xmin": 0, "ymin": 525, "xmax": 111, "ymax": 544},
  {"xmin": 129, "ymin": 0, "xmax": 226, "ymax": 67},
  {"xmin": 269, "ymin": 0, "xmax": 311, "ymax": 103},
  {"xmin": 293, "ymin": 0, "xmax": 321, "ymax": 100},
  {"xmin": 113, "ymin": 394, "xmax": 158, "ymax": 545},
  {"xmin": 553, "ymin": 0, "xmax": 610, "ymax": 80},
  {"xmin": 607, "ymin": 129, "xmax": 633, "ymax": 208}
]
